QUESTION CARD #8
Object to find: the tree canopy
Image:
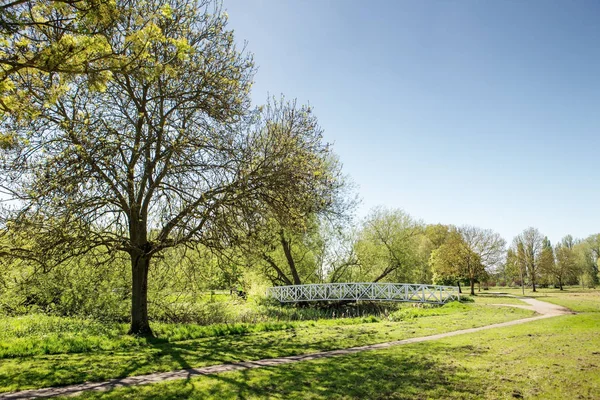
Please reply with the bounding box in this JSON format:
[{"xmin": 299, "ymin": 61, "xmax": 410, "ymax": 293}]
[
  {"xmin": 0, "ymin": 0, "xmax": 341, "ymax": 335},
  {"xmin": 352, "ymin": 207, "xmax": 423, "ymax": 283},
  {"xmin": 0, "ymin": 0, "xmax": 124, "ymax": 125},
  {"xmin": 429, "ymin": 226, "xmax": 505, "ymax": 295},
  {"xmin": 511, "ymin": 228, "xmax": 544, "ymax": 292}
]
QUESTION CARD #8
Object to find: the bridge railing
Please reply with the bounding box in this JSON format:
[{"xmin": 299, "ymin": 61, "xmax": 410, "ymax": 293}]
[{"xmin": 266, "ymin": 282, "xmax": 460, "ymax": 304}]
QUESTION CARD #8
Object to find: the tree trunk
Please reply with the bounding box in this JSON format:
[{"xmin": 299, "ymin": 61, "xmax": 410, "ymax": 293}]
[
  {"xmin": 457, "ymin": 280, "xmax": 462, "ymax": 294},
  {"xmin": 530, "ymin": 260, "xmax": 538, "ymax": 292},
  {"xmin": 519, "ymin": 266, "xmax": 525, "ymax": 295},
  {"xmin": 470, "ymin": 279, "xmax": 475, "ymax": 296},
  {"xmin": 129, "ymin": 250, "xmax": 153, "ymax": 336},
  {"xmin": 280, "ymin": 232, "xmax": 302, "ymax": 285},
  {"xmin": 262, "ymin": 253, "xmax": 293, "ymax": 286},
  {"xmin": 559, "ymin": 279, "xmax": 563, "ymax": 291},
  {"xmin": 373, "ymin": 265, "xmax": 397, "ymax": 283}
]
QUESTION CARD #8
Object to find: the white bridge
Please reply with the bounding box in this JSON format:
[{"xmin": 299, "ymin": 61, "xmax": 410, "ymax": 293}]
[{"xmin": 266, "ymin": 283, "xmax": 460, "ymax": 304}]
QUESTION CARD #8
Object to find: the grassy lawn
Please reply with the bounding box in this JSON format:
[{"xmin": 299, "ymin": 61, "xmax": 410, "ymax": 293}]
[
  {"xmin": 0, "ymin": 315, "xmax": 339, "ymax": 358},
  {"xmin": 62, "ymin": 289, "xmax": 600, "ymax": 400},
  {"xmin": 497, "ymin": 286, "xmax": 600, "ymax": 312},
  {"xmin": 0, "ymin": 302, "xmax": 533, "ymax": 393},
  {"xmin": 66, "ymin": 312, "xmax": 600, "ymax": 400},
  {"xmin": 465, "ymin": 294, "xmax": 528, "ymax": 305}
]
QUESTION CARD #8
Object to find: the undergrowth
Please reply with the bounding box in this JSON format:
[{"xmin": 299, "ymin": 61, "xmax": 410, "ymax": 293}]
[{"xmin": 0, "ymin": 301, "xmax": 461, "ymax": 359}]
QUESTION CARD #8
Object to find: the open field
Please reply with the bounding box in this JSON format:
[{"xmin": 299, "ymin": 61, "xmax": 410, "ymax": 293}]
[
  {"xmin": 463, "ymin": 294, "xmax": 528, "ymax": 305},
  {"xmin": 3, "ymin": 290, "xmax": 598, "ymax": 399},
  {"xmin": 66, "ymin": 311, "xmax": 600, "ymax": 400},
  {"xmin": 495, "ymin": 286, "xmax": 600, "ymax": 312},
  {"xmin": 0, "ymin": 302, "xmax": 532, "ymax": 394}
]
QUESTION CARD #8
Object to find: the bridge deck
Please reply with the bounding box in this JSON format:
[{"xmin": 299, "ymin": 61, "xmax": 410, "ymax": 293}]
[{"xmin": 266, "ymin": 283, "xmax": 460, "ymax": 304}]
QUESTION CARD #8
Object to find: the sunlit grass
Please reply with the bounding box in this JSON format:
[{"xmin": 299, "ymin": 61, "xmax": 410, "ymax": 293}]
[
  {"xmin": 491, "ymin": 286, "xmax": 600, "ymax": 312},
  {"xmin": 0, "ymin": 314, "xmax": 382, "ymax": 359},
  {"xmin": 465, "ymin": 294, "xmax": 528, "ymax": 305},
  {"xmin": 65, "ymin": 310, "xmax": 600, "ymax": 400},
  {"xmin": 0, "ymin": 298, "xmax": 495, "ymax": 359},
  {"xmin": 0, "ymin": 303, "xmax": 533, "ymax": 393}
]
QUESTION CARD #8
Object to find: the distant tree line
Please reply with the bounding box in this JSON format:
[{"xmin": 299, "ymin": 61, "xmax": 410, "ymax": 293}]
[{"xmin": 503, "ymin": 230, "xmax": 599, "ymax": 292}]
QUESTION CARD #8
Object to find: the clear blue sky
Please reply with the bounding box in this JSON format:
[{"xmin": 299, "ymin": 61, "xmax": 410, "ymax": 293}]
[{"xmin": 224, "ymin": 0, "xmax": 600, "ymax": 245}]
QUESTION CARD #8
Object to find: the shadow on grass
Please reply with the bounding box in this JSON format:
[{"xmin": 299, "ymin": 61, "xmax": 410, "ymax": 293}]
[
  {"xmin": 72, "ymin": 342, "xmax": 488, "ymax": 400},
  {"xmin": 1, "ymin": 306, "xmax": 534, "ymax": 394},
  {"xmin": 0, "ymin": 329, "xmax": 369, "ymax": 393}
]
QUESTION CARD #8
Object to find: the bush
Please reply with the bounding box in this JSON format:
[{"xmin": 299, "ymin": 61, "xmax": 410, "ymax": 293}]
[{"xmin": 0, "ymin": 255, "xmax": 131, "ymax": 321}]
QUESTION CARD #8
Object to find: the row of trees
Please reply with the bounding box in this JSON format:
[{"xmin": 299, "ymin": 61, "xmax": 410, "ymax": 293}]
[
  {"xmin": 503, "ymin": 231, "xmax": 600, "ymax": 292},
  {"xmin": 230, "ymin": 207, "xmax": 599, "ymax": 297},
  {"xmin": 3, "ymin": 201, "xmax": 597, "ymax": 323}
]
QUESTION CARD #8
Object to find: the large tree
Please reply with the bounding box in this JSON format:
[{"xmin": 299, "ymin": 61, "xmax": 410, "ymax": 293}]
[
  {"xmin": 0, "ymin": 0, "xmax": 338, "ymax": 335},
  {"xmin": 512, "ymin": 228, "xmax": 544, "ymax": 292},
  {"xmin": 430, "ymin": 230, "xmax": 478, "ymax": 294},
  {"xmin": 538, "ymin": 237, "xmax": 555, "ymax": 287},
  {"xmin": 573, "ymin": 234, "xmax": 600, "ymax": 288},
  {"xmin": 504, "ymin": 243, "xmax": 527, "ymax": 293},
  {"xmin": 430, "ymin": 226, "xmax": 505, "ymax": 295},
  {"xmin": 237, "ymin": 155, "xmax": 355, "ymax": 287},
  {"xmin": 552, "ymin": 239, "xmax": 578, "ymax": 290},
  {"xmin": 460, "ymin": 226, "xmax": 506, "ymax": 274},
  {"xmin": 353, "ymin": 207, "xmax": 423, "ymax": 283}
]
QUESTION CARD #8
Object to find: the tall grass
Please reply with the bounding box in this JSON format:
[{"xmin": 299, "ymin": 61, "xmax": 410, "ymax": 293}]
[
  {"xmin": 0, "ymin": 315, "xmax": 136, "ymax": 358},
  {"xmin": 150, "ymin": 295, "xmax": 412, "ymax": 324},
  {"xmin": 0, "ymin": 298, "xmax": 462, "ymax": 359},
  {"xmin": 0, "ymin": 313, "xmax": 385, "ymax": 359}
]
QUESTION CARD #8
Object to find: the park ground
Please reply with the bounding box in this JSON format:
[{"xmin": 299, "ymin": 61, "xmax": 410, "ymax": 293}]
[{"xmin": 0, "ymin": 288, "xmax": 598, "ymax": 399}]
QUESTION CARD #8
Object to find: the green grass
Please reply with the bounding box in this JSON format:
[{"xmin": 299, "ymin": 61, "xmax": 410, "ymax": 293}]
[
  {"xmin": 0, "ymin": 303, "xmax": 533, "ymax": 393},
  {"xmin": 0, "ymin": 313, "xmax": 385, "ymax": 359},
  {"xmin": 493, "ymin": 286, "xmax": 600, "ymax": 312},
  {"xmin": 65, "ymin": 310, "xmax": 600, "ymax": 400},
  {"xmin": 0, "ymin": 298, "xmax": 511, "ymax": 359},
  {"xmin": 154, "ymin": 294, "xmax": 420, "ymax": 325},
  {"xmin": 464, "ymin": 294, "xmax": 528, "ymax": 305}
]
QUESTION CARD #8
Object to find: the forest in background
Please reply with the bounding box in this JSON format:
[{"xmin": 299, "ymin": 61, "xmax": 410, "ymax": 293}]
[{"xmin": 2, "ymin": 203, "xmax": 598, "ymax": 324}]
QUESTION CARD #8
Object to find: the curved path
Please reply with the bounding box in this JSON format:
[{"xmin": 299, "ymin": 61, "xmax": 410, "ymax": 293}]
[{"xmin": 0, "ymin": 298, "xmax": 573, "ymax": 399}]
